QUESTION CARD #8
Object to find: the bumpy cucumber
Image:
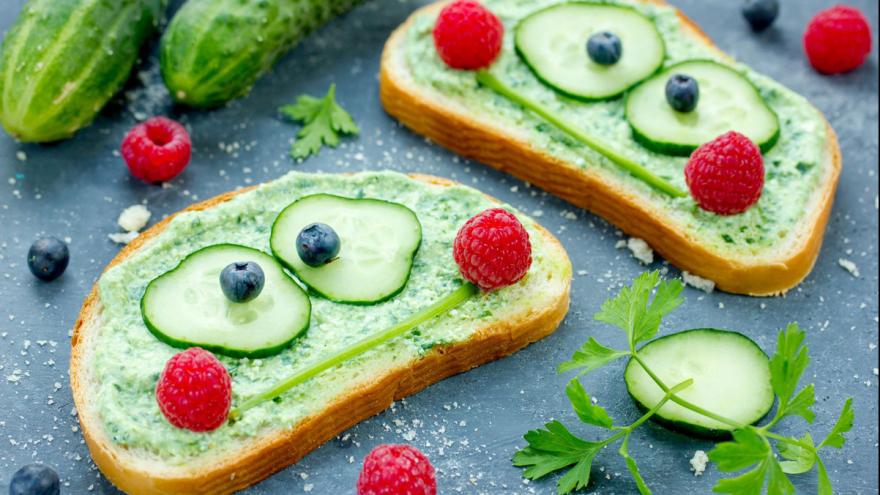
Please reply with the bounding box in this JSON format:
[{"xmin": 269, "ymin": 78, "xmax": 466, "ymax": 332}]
[
  {"xmin": 625, "ymin": 60, "xmax": 780, "ymax": 156},
  {"xmin": 141, "ymin": 244, "xmax": 311, "ymax": 359},
  {"xmin": 160, "ymin": 0, "xmax": 360, "ymax": 108},
  {"xmin": 0, "ymin": 0, "xmax": 164, "ymax": 142},
  {"xmin": 271, "ymin": 194, "xmax": 422, "ymax": 305},
  {"xmin": 515, "ymin": 3, "xmax": 665, "ymax": 101},
  {"xmin": 624, "ymin": 329, "xmax": 774, "ymax": 438}
]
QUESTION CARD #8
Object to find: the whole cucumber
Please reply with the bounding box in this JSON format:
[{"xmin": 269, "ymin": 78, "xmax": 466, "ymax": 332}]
[
  {"xmin": 160, "ymin": 0, "xmax": 360, "ymax": 108},
  {"xmin": 0, "ymin": 0, "xmax": 165, "ymax": 142}
]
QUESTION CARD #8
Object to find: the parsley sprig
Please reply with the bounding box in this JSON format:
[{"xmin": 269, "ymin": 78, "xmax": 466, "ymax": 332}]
[
  {"xmin": 280, "ymin": 83, "xmax": 359, "ymax": 159},
  {"xmin": 514, "ymin": 271, "xmax": 854, "ymax": 495}
]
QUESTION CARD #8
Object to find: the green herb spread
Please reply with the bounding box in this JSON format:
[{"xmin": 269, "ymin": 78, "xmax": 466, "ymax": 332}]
[
  {"xmin": 404, "ymin": 0, "xmax": 828, "ymax": 252},
  {"xmin": 94, "ymin": 171, "xmax": 567, "ymax": 463}
]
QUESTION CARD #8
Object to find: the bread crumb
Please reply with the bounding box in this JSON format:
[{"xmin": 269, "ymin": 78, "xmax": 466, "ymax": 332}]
[
  {"xmin": 108, "ymin": 231, "xmax": 139, "ymax": 245},
  {"xmin": 682, "ymin": 271, "xmax": 715, "ymax": 293},
  {"xmin": 626, "ymin": 238, "xmax": 654, "ymax": 265},
  {"xmin": 690, "ymin": 450, "xmax": 709, "ymax": 476},
  {"xmin": 118, "ymin": 204, "xmax": 151, "ymax": 232},
  {"xmin": 838, "ymin": 258, "xmax": 860, "ymax": 277}
]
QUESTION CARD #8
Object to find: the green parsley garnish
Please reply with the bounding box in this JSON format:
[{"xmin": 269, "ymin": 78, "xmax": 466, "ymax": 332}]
[
  {"xmin": 514, "ymin": 271, "xmax": 854, "ymax": 495},
  {"xmin": 280, "ymin": 83, "xmax": 359, "ymax": 159}
]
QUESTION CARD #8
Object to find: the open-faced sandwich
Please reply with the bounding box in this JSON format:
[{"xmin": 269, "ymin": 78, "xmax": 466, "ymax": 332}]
[
  {"xmin": 71, "ymin": 171, "xmax": 572, "ymax": 494},
  {"xmin": 380, "ymin": 0, "xmax": 841, "ymax": 296}
]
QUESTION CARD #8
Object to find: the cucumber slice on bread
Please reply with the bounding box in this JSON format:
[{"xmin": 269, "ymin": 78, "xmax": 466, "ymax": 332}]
[
  {"xmin": 624, "ymin": 328, "xmax": 774, "ymax": 437},
  {"xmin": 271, "ymin": 194, "xmax": 422, "ymax": 304},
  {"xmin": 515, "ymin": 3, "xmax": 665, "ymax": 101},
  {"xmin": 626, "ymin": 60, "xmax": 780, "ymax": 156},
  {"xmin": 141, "ymin": 244, "xmax": 311, "ymax": 359}
]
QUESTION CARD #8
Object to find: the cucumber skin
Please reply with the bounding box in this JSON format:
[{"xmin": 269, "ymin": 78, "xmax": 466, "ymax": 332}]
[
  {"xmin": 0, "ymin": 0, "xmax": 164, "ymax": 142},
  {"xmin": 160, "ymin": 0, "xmax": 361, "ymax": 108},
  {"xmin": 624, "ymin": 328, "xmax": 774, "ymax": 439}
]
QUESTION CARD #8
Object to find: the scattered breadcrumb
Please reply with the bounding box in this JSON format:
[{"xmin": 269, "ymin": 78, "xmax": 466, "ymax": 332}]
[
  {"xmin": 682, "ymin": 271, "xmax": 715, "ymax": 293},
  {"xmin": 838, "ymin": 258, "xmax": 860, "ymax": 277},
  {"xmin": 110, "ymin": 204, "xmax": 152, "ymax": 244},
  {"xmin": 690, "ymin": 450, "xmax": 709, "ymax": 476},
  {"xmin": 118, "ymin": 204, "xmax": 151, "ymax": 232},
  {"xmin": 626, "ymin": 237, "xmax": 654, "ymax": 265}
]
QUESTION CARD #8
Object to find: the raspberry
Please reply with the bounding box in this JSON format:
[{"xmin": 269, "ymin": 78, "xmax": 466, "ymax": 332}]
[
  {"xmin": 804, "ymin": 5, "xmax": 872, "ymax": 74},
  {"xmin": 155, "ymin": 347, "xmax": 231, "ymax": 432},
  {"xmin": 121, "ymin": 116, "xmax": 192, "ymax": 183},
  {"xmin": 357, "ymin": 444, "xmax": 437, "ymax": 495},
  {"xmin": 685, "ymin": 131, "xmax": 765, "ymax": 215},
  {"xmin": 453, "ymin": 208, "xmax": 532, "ymax": 291},
  {"xmin": 433, "ymin": 0, "xmax": 504, "ymax": 70}
]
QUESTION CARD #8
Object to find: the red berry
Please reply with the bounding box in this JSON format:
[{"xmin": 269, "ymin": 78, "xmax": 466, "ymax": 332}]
[
  {"xmin": 685, "ymin": 131, "xmax": 765, "ymax": 215},
  {"xmin": 804, "ymin": 5, "xmax": 872, "ymax": 74},
  {"xmin": 433, "ymin": 0, "xmax": 504, "ymax": 70},
  {"xmin": 357, "ymin": 444, "xmax": 437, "ymax": 495},
  {"xmin": 121, "ymin": 116, "xmax": 192, "ymax": 183},
  {"xmin": 453, "ymin": 208, "xmax": 532, "ymax": 291},
  {"xmin": 155, "ymin": 347, "xmax": 231, "ymax": 432}
]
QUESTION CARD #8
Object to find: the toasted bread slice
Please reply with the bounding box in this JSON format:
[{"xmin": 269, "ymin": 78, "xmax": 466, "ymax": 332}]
[
  {"xmin": 380, "ymin": 0, "xmax": 841, "ymax": 296},
  {"xmin": 71, "ymin": 172, "xmax": 571, "ymax": 495}
]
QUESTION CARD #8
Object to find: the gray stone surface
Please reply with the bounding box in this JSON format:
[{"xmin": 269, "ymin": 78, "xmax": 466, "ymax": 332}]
[{"xmin": 0, "ymin": 0, "xmax": 876, "ymax": 493}]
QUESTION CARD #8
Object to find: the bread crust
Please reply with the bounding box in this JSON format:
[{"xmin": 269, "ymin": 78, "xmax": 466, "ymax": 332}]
[
  {"xmin": 70, "ymin": 174, "xmax": 572, "ymax": 495},
  {"xmin": 379, "ymin": 0, "xmax": 841, "ymax": 296}
]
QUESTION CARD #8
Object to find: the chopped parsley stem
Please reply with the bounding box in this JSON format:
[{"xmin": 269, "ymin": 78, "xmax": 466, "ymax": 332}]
[
  {"xmin": 229, "ymin": 282, "xmax": 479, "ymax": 420},
  {"xmin": 475, "ymin": 70, "xmax": 687, "ymax": 198}
]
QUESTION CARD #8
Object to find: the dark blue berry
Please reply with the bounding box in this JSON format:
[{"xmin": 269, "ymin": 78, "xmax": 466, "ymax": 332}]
[
  {"xmin": 586, "ymin": 32, "xmax": 623, "ymax": 66},
  {"xmin": 665, "ymin": 74, "xmax": 699, "ymax": 113},
  {"xmin": 296, "ymin": 223, "xmax": 340, "ymax": 267},
  {"xmin": 27, "ymin": 237, "xmax": 69, "ymax": 282},
  {"xmin": 220, "ymin": 261, "xmax": 265, "ymax": 303},
  {"xmin": 9, "ymin": 464, "xmax": 60, "ymax": 495},
  {"xmin": 742, "ymin": 0, "xmax": 779, "ymax": 32}
]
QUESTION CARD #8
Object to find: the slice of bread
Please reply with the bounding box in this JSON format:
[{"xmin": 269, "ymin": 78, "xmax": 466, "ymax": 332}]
[
  {"xmin": 380, "ymin": 0, "xmax": 841, "ymax": 296},
  {"xmin": 71, "ymin": 172, "xmax": 572, "ymax": 495}
]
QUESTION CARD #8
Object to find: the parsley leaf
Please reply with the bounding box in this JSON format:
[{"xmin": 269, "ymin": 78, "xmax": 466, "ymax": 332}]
[
  {"xmin": 280, "ymin": 83, "xmax": 359, "ymax": 159},
  {"xmin": 513, "ymin": 421, "xmax": 605, "ymax": 494},
  {"xmin": 778, "ymin": 433, "xmax": 817, "ymax": 474},
  {"xmin": 565, "ymin": 379, "xmax": 614, "ymax": 428},
  {"xmin": 711, "ymin": 429, "xmax": 797, "ymax": 495},
  {"xmin": 710, "ymin": 428, "xmax": 769, "ymax": 472},
  {"xmin": 819, "ymin": 398, "xmax": 854, "ymax": 449},
  {"xmin": 594, "ymin": 271, "xmax": 683, "ymax": 348},
  {"xmin": 557, "ymin": 337, "xmax": 628, "ymax": 375},
  {"xmin": 770, "ymin": 323, "xmax": 810, "ymax": 397}
]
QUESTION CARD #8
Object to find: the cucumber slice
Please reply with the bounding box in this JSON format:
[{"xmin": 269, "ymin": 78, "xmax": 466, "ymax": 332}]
[
  {"xmin": 515, "ymin": 3, "xmax": 665, "ymax": 101},
  {"xmin": 141, "ymin": 244, "xmax": 311, "ymax": 359},
  {"xmin": 626, "ymin": 60, "xmax": 780, "ymax": 156},
  {"xmin": 624, "ymin": 329, "xmax": 774, "ymax": 438},
  {"xmin": 270, "ymin": 194, "xmax": 422, "ymax": 304}
]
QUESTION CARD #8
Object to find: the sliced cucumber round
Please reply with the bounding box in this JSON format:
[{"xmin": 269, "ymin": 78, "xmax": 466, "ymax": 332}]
[
  {"xmin": 141, "ymin": 244, "xmax": 311, "ymax": 359},
  {"xmin": 626, "ymin": 60, "xmax": 780, "ymax": 156},
  {"xmin": 515, "ymin": 3, "xmax": 665, "ymax": 101},
  {"xmin": 624, "ymin": 329, "xmax": 774, "ymax": 438},
  {"xmin": 270, "ymin": 194, "xmax": 422, "ymax": 305}
]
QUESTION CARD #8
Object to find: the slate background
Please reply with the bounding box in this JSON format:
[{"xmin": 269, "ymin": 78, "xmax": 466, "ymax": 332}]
[{"xmin": 0, "ymin": 0, "xmax": 877, "ymax": 493}]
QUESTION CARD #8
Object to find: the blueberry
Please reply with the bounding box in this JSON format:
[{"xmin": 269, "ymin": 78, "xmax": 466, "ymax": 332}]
[
  {"xmin": 742, "ymin": 0, "xmax": 779, "ymax": 32},
  {"xmin": 27, "ymin": 237, "xmax": 69, "ymax": 282},
  {"xmin": 665, "ymin": 74, "xmax": 699, "ymax": 113},
  {"xmin": 220, "ymin": 261, "xmax": 265, "ymax": 303},
  {"xmin": 296, "ymin": 223, "xmax": 340, "ymax": 267},
  {"xmin": 586, "ymin": 32, "xmax": 623, "ymax": 66},
  {"xmin": 9, "ymin": 464, "xmax": 60, "ymax": 495}
]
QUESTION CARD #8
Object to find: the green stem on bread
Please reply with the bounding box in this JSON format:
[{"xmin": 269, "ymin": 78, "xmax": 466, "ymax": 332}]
[
  {"xmin": 475, "ymin": 70, "xmax": 687, "ymax": 198},
  {"xmin": 229, "ymin": 282, "xmax": 479, "ymax": 420}
]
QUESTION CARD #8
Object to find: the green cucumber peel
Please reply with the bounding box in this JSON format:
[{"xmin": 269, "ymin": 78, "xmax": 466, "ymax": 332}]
[
  {"xmin": 229, "ymin": 282, "xmax": 478, "ymax": 419},
  {"xmin": 515, "ymin": 271, "xmax": 854, "ymax": 495},
  {"xmin": 475, "ymin": 71, "xmax": 686, "ymax": 198}
]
